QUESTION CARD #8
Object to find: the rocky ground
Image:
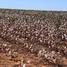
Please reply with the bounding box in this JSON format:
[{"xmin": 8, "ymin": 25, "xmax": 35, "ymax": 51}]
[{"xmin": 0, "ymin": 9, "xmax": 67, "ymax": 67}]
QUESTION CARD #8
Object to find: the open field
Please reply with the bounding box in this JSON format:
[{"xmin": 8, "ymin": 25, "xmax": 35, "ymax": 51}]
[{"xmin": 0, "ymin": 9, "xmax": 67, "ymax": 67}]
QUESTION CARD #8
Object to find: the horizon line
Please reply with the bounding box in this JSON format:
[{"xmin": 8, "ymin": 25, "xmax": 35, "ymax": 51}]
[{"xmin": 0, "ymin": 7, "xmax": 67, "ymax": 12}]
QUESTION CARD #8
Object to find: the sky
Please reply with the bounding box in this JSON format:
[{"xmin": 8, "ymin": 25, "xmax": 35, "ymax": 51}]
[{"xmin": 0, "ymin": 0, "xmax": 67, "ymax": 11}]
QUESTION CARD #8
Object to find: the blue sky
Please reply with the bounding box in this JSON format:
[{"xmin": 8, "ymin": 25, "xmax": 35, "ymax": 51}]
[{"xmin": 0, "ymin": 0, "xmax": 67, "ymax": 11}]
